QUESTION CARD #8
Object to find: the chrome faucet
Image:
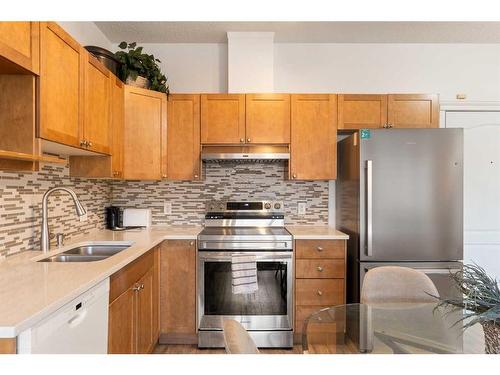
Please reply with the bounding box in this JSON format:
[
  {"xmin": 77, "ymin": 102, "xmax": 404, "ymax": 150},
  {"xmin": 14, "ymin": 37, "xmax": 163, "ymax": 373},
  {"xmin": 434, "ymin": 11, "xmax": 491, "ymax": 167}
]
[{"xmin": 40, "ymin": 187, "xmax": 86, "ymax": 253}]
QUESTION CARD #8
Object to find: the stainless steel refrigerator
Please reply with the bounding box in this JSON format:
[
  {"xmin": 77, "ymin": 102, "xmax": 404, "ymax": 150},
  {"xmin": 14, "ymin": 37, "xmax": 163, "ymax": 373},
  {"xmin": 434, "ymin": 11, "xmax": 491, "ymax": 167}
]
[{"xmin": 336, "ymin": 129, "xmax": 463, "ymax": 303}]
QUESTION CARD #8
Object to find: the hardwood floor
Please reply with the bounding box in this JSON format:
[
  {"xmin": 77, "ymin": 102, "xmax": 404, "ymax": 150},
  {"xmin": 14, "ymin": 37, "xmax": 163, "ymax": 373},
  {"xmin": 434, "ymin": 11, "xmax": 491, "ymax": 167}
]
[{"xmin": 153, "ymin": 344, "xmax": 302, "ymax": 354}]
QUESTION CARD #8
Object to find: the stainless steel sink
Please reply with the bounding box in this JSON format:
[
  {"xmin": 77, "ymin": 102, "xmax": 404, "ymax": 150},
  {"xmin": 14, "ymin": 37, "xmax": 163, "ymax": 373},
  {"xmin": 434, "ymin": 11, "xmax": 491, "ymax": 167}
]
[{"xmin": 38, "ymin": 244, "xmax": 130, "ymax": 263}]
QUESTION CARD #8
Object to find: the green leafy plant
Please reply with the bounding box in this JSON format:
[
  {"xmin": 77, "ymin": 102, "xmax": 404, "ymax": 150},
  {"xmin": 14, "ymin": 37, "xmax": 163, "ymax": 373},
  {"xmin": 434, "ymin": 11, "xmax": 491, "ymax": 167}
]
[
  {"xmin": 435, "ymin": 263, "xmax": 500, "ymax": 329},
  {"xmin": 115, "ymin": 42, "xmax": 169, "ymax": 94}
]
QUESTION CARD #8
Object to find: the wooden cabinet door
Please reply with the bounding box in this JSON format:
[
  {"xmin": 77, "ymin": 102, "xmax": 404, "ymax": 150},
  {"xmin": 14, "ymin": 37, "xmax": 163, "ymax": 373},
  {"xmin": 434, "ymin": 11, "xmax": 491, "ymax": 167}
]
[
  {"xmin": 0, "ymin": 21, "xmax": 39, "ymax": 74},
  {"xmin": 291, "ymin": 94, "xmax": 337, "ymax": 180},
  {"xmin": 136, "ymin": 268, "xmax": 155, "ymax": 354},
  {"xmin": 166, "ymin": 94, "xmax": 201, "ymax": 180},
  {"xmin": 387, "ymin": 94, "xmax": 439, "ymax": 128},
  {"xmin": 245, "ymin": 94, "xmax": 290, "ymax": 144},
  {"xmin": 338, "ymin": 94, "xmax": 387, "ymax": 130},
  {"xmin": 108, "ymin": 288, "xmax": 136, "ymax": 354},
  {"xmin": 123, "ymin": 85, "xmax": 166, "ymax": 180},
  {"xmin": 201, "ymin": 94, "xmax": 245, "ymax": 144},
  {"xmin": 160, "ymin": 240, "xmax": 196, "ymax": 337},
  {"xmin": 110, "ymin": 75, "xmax": 124, "ymax": 178},
  {"xmin": 83, "ymin": 52, "xmax": 111, "ymax": 154},
  {"xmin": 39, "ymin": 22, "xmax": 84, "ymax": 148}
]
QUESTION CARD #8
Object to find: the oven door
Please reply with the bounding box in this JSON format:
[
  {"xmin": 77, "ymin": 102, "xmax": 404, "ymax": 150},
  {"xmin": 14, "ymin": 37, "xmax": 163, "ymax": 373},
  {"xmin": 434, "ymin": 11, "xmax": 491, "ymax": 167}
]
[{"xmin": 197, "ymin": 251, "xmax": 293, "ymax": 333}]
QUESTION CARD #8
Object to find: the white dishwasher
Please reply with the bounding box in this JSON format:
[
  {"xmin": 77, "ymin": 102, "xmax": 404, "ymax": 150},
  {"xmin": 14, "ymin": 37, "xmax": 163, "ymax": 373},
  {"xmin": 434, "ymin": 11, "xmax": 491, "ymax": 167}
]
[{"xmin": 17, "ymin": 278, "xmax": 110, "ymax": 354}]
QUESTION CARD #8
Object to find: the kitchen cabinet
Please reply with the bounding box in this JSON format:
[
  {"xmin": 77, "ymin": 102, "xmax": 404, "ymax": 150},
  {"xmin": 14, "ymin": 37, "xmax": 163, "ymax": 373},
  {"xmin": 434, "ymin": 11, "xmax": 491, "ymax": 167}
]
[
  {"xmin": 159, "ymin": 240, "xmax": 197, "ymax": 344},
  {"xmin": 388, "ymin": 94, "xmax": 439, "ymax": 128},
  {"xmin": 246, "ymin": 94, "xmax": 291, "ymax": 144},
  {"xmin": 123, "ymin": 85, "xmax": 167, "ymax": 180},
  {"xmin": 294, "ymin": 239, "xmax": 346, "ymax": 339},
  {"xmin": 108, "ymin": 247, "xmax": 160, "ymax": 354},
  {"xmin": 166, "ymin": 94, "xmax": 201, "ymax": 180},
  {"xmin": 0, "ymin": 21, "xmax": 39, "ymax": 74},
  {"xmin": 338, "ymin": 93, "xmax": 439, "ymax": 130},
  {"xmin": 82, "ymin": 51, "xmax": 111, "ymax": 154},
  {"xmin": 201, "ymin": 94, "xmax": 245, "ymax": 144},
  {"xmin": 39, "ymin": 22, "xmax": 84, "ymax": 149},
  {"xmin": 338, "ymin": 94, "xmax": 387, "ymax": 130},
  {"xmin": 0, "ymin": 338, "xmax": 16, "ymax": 354},
  {"xmin": 69, "ymin": 74, "xmax": 124, "ymax": 178},
  {"xmin": 290, "ymin": 94, "xmax": 337, "ymax": 180}
]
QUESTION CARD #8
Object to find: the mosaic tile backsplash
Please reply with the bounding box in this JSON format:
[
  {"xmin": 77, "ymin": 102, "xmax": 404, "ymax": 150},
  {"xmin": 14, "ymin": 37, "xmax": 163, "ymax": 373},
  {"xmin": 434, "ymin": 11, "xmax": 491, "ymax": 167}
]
[
  {"xmin": 0, "ymin": 160, "xmax": 111, "ymax": 259},
  {"xmin": 111, "ymin": 162, "xmax": 329, "ymax": 226},
  {"xmin": 0, "ymin": 161, "xmax": 329, "ymax": 258}
]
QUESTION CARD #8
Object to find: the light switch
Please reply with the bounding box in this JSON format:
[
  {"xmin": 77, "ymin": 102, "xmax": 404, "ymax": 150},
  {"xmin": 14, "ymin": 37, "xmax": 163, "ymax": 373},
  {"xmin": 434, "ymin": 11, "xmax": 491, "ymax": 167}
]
[
  {"xmin": 164, "ymin": 202, "xmax": 172, "ymax": 215},
  {"xmin": 298, "ymin": 202, "xmax": 306, "ymax": 215}
]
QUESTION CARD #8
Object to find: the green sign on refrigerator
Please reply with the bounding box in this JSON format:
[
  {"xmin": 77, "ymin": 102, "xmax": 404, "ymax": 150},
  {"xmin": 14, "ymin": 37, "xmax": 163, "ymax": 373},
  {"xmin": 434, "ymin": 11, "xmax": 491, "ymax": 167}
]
[{"xmin": 360, "ymin": 129, "xmax": 371, "ymax": 139}]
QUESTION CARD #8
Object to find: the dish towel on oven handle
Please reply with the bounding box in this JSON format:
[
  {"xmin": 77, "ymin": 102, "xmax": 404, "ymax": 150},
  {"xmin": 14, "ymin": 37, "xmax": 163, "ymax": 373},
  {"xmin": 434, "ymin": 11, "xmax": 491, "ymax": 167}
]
[{"xmin": 231, "ymin": 253, "xmax": 258, "ymax": 294}]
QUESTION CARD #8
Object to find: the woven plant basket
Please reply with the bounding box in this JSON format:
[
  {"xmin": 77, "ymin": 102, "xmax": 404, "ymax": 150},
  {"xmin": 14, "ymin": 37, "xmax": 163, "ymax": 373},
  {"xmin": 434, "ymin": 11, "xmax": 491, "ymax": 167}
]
[
  {"xmin": 481, "ymin": 321, "xmax": 500, "ymax": 354},
  {"xmin": 125, "ymin": 75, "xmax": 150, "ymax": 89}
]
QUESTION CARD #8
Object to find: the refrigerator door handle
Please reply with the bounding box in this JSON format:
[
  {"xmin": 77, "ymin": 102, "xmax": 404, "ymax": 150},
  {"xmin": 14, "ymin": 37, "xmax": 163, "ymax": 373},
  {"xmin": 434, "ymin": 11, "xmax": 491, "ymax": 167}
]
[{"xmin": 366, "ymin": 160, "xmax": 373, "ymax": 257}]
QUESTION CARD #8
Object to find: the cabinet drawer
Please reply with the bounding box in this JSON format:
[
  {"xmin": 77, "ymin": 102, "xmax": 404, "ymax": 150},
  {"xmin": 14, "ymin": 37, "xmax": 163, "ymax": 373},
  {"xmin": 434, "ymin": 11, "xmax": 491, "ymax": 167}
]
[
  {"xmin": 110, "ymin": 249, "xmax": 154, "ymax": 302},
  {"xmin": 295, "ymin": 305, "xmax": 331, "ymax": 333},
  {"xmin": 296, "ymin": 259, "xmax": 344, "ymax": 279},
  {"xmin": 296, "ymin": 279, "xmax": 344, "ymax": 306},
  {"xmin": 295, "ymin": 240, "xmax": 345, "ymax": 259}
]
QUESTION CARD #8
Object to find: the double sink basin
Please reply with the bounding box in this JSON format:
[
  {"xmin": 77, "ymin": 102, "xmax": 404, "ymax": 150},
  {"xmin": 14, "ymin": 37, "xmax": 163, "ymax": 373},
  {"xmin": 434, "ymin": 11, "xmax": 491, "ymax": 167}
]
[{"xmin": 38, "ymin": 243, "xmax": 132, "ymax": 263}]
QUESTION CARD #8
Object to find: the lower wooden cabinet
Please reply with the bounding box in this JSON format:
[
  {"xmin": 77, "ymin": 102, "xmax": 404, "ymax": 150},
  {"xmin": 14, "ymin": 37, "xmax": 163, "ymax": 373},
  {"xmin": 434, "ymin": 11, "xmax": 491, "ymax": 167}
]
[
  {"xmin": 159, "ymin": 240, "xmax": 197, "ymax": 343},
  {"xmin": 108, "ymin": 247, "xmax": 160, "ymax": 354},
  {"xmin": 294, "ymin": 239, "xmax": 346, "ymax": 340}
]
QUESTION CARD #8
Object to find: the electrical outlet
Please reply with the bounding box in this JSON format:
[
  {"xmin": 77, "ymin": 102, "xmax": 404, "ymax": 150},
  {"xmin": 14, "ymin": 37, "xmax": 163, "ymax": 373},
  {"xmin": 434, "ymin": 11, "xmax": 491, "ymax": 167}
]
[
  {"xmin": 297, "ymin": 202, "xmax": 306, "ymax": 215},
  {"xmin": 79, "ymin": 213, "xmax": 88, "ymax": 222},
  {"xmin": 163, "ymin": 202, "xmax": 172, "ymax": 215}
]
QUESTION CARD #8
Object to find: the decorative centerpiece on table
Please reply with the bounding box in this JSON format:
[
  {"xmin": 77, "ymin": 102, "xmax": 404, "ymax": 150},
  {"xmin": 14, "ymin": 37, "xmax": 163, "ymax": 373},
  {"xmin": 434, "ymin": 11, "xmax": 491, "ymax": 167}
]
[
  {"xmin": 114, "ymin": 42, "xmax": 169, "ymax": 94},
  {"xmin": 436, "ymin": 263, "xmax": 500, "ymax": 354}
]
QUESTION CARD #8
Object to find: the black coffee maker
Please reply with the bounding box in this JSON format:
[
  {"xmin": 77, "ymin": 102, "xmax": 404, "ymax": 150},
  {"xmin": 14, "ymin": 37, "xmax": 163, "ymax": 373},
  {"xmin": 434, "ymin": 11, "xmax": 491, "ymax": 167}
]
[{"xmin": 105, "ymin": 206, "xmax": 124, "ymax": 230}]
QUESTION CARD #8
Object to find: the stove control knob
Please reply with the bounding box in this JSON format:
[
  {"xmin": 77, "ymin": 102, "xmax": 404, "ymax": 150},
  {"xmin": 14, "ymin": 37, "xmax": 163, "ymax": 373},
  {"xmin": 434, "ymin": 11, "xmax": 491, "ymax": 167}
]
[
  {"xmin": 274, "ymin": 202, "xmax": 281, "ymax": 210},
  {"xmin": 264, "ymin": 202, "xmax": 271, "ymax": 210}
]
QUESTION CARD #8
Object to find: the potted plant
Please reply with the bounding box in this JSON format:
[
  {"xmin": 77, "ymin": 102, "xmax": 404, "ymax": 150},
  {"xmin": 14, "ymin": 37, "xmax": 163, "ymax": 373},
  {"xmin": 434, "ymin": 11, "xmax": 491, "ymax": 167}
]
[
  {"xmin": 436, "ymin": 263, "xmax": 500, "ymax": 354},
  {"xmin": 114, "ymin": 42, "xmax": 169, "ymax": 94}
]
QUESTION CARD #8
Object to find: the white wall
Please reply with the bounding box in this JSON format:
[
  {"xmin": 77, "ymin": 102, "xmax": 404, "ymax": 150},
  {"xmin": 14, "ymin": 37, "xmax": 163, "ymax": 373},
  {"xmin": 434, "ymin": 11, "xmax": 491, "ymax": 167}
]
[
  {"xmin": 58, "ymin": 22, "xmax": 113, "ymax": 50},
  {"xmin": 274, "ymin": 43, "xmax": 500, "ymax": 101},
  {"xmin": 112, "ymin": 43, "xmax": 228, "ymax": 93}
]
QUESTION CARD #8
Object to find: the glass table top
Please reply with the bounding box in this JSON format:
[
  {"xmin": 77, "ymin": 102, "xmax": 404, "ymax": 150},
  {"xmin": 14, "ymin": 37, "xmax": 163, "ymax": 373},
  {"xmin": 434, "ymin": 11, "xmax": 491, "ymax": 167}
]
[{"xmin": 302, "ymin": 303, "xmax": 486, "ymax": 354}]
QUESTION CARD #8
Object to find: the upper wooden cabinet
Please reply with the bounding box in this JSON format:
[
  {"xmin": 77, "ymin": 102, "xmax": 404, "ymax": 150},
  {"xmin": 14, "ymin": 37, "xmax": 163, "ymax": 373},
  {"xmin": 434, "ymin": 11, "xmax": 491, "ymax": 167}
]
[
  {"xmin": 338, "ymin": 94, "xmax": 387, "ymax": 130},
  {"xmin": 387, "ymin": 94, "xmax": 439, "ymax": 128},
  {"xmin": 39, "ymin": 22, "xmax": 84, "ymax": 148},
  {"xmin": 291, "ymin": 94, "xmax": 337, "ymax": 180},
  {"xmin": 246, "ymin": 94, "xmax": 291, "ymax": 144},
  {"xmin": 0, "ymin": 22, "xmax": 39, "ymax": 74},
  {"xmin": 338, "ymin": 93, "xmax": 439, "ymax": 130},
  {"xmin": 167, "ymin": 94, "xmax": 201, "ymax": 180},
  {"xmin": 201, "ymin": 94, "xmax": 245, "ymax": 144},
  {"xmin": 110, "ymin": 76, "xmax": 125, "ymax": 178},
  {"xmin": 123, "ymin": 85, "xmax": 167, "ymax": 180},
  {"xmin": 83, "ymin": 52, "xmax": 111, "ymax": 154}
]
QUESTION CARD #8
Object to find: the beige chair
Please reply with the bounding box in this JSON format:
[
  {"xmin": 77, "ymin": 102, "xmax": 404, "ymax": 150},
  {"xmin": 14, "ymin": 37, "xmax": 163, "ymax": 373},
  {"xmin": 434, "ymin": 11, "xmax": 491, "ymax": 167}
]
[
  {"xmin": 361, "ymin": 266, "xmax": 439, "ymax": 304},
  {"xmin": 222, "ymin": 319, "xmax": 260, "ymax": 354}
]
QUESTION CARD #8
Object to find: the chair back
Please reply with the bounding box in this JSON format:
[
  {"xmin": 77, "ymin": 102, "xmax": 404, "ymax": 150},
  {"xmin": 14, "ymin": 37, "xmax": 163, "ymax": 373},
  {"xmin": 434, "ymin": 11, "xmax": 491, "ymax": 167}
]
[
  {"xmin": 361, "ymin": 266, "xmax": 440, "ymax": 304},
  {"xmin": 223, "ymin": 319, "xmax": 260, "ymax": 354}
]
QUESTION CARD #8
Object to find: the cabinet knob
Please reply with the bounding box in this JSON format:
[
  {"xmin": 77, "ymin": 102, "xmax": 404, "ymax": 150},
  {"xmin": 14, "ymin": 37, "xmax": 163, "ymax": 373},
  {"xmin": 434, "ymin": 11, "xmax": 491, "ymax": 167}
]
[
  {"xmin": 87, "ymin": 141, "xmax": 93, "ymax": 147},
  {"xmin": 162, "ymin": 174, "xmax": 167, "ymax": 178},
  {"xmin": 194, "ymin": 174, "xmax": 199, "ymax": 179},
  {"xmin": 317, "ymin": 290, "xmax": 323, "ymax": 296},
  {"xmin": 292, "ymin": 174, "xmax": 297, "ymax": 179},
  {"xmin": 317, "ymin": 246, "xmax": 323, "ymax": 252},
  {"xmin": 140, "ymin": 284, "xmax": 145, "ymax": 290},
  {"xmin": 317, "ymin": 266, "xmax": 324, "ymax": 272},
  {"xmin": 240, "ymin": 138, "xmax": 244, "ymax": 143},
  {"xmin": 246, "ymin": 138, "xmax": 251, "ymax": 142},
  {"xmin": 387, "ymin": 123, "xmax": 393, "ymax": 128},
  {"xmin": 80, "ymin": 140, "xmax": 86, "ymax": 147},
  {"xmin": 189, "ymin": 241, "xmax": 194, "ymax": 246},
  {"xmin": 132, "ymin": 284, "xmax": 141, "ymax": 292}
]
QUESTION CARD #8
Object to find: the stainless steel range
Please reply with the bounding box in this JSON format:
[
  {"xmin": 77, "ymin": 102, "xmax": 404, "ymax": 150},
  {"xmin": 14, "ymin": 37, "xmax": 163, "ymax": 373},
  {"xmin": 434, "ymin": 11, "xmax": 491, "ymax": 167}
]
[{"xmin": 197, "ymin": 201, "xmax": 293, "ymax": 348}]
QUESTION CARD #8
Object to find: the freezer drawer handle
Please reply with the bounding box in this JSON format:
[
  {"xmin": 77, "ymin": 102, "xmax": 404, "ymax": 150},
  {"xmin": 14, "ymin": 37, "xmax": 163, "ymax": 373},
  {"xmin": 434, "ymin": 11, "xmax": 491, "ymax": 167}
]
[{"xmin": 366, "ymin": 160, "xmax": 373, "ymax": 257}]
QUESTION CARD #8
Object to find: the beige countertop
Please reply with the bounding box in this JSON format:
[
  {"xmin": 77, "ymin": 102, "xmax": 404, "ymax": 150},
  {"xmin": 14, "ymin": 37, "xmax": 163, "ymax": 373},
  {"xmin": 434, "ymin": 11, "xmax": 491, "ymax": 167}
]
[
  {"xmin": 286, "ymin": 226, "xmax": 349, "ymax": 240},
  {"xmin": 0, "ymin": 225, "xmax": 347, "ymax": 338}
]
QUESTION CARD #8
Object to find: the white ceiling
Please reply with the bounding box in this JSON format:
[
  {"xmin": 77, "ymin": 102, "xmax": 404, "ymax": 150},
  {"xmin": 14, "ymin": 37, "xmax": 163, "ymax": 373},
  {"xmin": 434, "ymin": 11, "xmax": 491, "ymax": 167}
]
[{"xmin": 95, "ymin": 22, "xmax": 500, "ymax": 44}]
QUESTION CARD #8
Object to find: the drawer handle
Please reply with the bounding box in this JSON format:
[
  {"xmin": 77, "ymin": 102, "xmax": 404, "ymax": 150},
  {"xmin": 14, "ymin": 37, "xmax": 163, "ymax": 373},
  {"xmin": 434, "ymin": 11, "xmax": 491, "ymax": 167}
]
[
  {"xmin": 317, "ymin": 290, "xmax": 323, "ymax": 296},
  {"xmin": 317, "ymin": 246, "xmax": 323, "ymax": 252},
  {"xmin": 317, "ymin": 266, "xmax": 324, "ymax": 272},
  {"xmin": 132, "ymin": 284, "xmax": 141, "ymax": 292}
]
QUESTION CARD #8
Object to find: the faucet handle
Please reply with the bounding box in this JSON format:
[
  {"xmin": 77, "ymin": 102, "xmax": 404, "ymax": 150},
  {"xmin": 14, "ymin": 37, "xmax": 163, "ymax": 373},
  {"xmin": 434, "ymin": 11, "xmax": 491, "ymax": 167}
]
[{"xmin": 55, "ymin": 233, "xmax": 65, "ymax": 247}]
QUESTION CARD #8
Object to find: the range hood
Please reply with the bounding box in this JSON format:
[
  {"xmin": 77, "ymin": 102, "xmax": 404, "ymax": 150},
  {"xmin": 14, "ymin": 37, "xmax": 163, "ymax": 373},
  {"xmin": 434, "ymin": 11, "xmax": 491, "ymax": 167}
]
[{"xmin": 201, "ymin": 145, "xmax": 290, "ymax": 162}]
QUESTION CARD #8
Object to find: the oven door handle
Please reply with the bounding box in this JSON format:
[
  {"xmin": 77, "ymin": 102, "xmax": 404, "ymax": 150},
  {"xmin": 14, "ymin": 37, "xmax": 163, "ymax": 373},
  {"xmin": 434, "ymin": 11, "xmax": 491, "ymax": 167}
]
[{"xmin": 198, "ymin": 251, "xmax": 293, "ymax": 261}]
